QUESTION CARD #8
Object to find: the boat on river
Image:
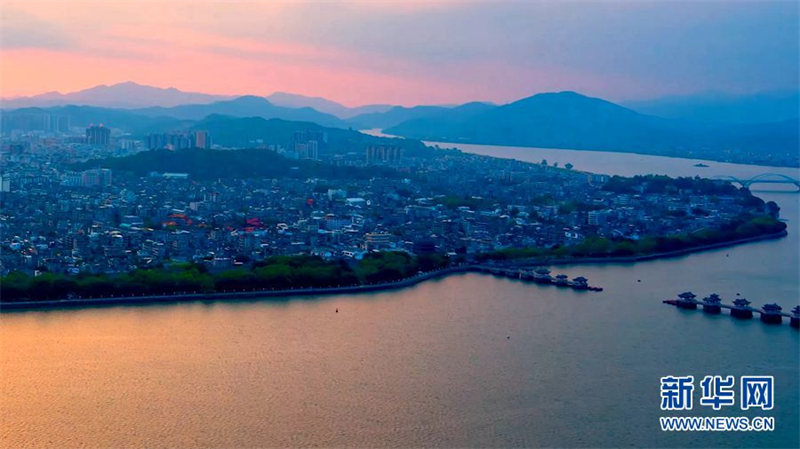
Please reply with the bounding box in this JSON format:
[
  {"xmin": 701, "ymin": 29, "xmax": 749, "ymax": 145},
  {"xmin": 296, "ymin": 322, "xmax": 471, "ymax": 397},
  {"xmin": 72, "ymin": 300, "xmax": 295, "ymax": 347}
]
[
  {"xmin": 553, "ymin": 274, "xmax": 570, "ymax": 286},
  {"xmin": 533, "ymin": 267, "xmax": 553, "ymax": 284}
]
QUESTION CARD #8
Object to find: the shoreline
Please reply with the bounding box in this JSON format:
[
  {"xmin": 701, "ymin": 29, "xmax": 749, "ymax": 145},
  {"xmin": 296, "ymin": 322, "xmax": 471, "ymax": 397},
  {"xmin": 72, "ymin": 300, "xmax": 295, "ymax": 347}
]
[
  {"xmin": 487, "ymin": 229, "xmax": 789, "ymax": 267},
  {"xmin": 419, "ymin": 138, "xmax": 800, "ymax": 170},
  {"xmin": 364, "ymin": 129, "xmax": 800, "ymax": 170},
  {"xmin": 0, "ymin": 266, "xmax": 474, "ymax": 312},
  {"xmin": 0, "ymin": 229, "xmax": 788, "ymax": 312}
]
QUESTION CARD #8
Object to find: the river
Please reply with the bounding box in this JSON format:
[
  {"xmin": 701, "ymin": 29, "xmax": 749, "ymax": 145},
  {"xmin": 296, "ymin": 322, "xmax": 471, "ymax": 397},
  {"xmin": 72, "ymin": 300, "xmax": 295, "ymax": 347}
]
[{"xmin": 1, "ymin": 141, "xmax": 798, "ymax": 448}]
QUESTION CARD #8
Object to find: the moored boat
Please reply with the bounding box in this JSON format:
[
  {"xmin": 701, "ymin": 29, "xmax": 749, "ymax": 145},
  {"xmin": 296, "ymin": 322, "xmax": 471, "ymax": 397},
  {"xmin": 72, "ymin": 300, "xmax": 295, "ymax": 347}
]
[
  {"xmin": 532, "ymin": 267, "xmax": 553, "ymax": 284},
  {"xmin": 570, "ymin": 276, "xmax": 589, "ymax": 290},
  {"xmin": 553, "ymin": 274, "xmax": 569, "ymax": 286}
]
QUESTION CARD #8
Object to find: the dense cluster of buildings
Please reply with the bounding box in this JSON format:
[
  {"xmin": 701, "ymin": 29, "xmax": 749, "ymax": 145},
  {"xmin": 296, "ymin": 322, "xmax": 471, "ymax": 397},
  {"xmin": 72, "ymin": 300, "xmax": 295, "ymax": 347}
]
[
  {"xmin": 0, "ymin": 129, "xmax": 770, "ymax": 276},
  {"xmin": 86, "ymin": 125, "xmax": 111, "ymax": 146},
  {"xmin": 145, "ymin": 131, "xmax": 210, "ymax": 150}
]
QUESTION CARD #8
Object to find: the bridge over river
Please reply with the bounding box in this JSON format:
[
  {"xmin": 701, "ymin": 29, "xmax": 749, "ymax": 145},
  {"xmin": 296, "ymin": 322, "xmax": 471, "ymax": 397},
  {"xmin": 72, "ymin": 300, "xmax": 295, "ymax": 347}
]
[{"xmin": 715, "ymin": 173, "xmax": 800, "ymax": 191}]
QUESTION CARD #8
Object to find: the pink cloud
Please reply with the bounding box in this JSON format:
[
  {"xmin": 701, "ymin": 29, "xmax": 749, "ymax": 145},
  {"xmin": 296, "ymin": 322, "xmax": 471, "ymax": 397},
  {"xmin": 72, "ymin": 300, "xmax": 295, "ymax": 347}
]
[{"xmin": 3, "ymin": 1, "xmax": 794, "ymax": 105}]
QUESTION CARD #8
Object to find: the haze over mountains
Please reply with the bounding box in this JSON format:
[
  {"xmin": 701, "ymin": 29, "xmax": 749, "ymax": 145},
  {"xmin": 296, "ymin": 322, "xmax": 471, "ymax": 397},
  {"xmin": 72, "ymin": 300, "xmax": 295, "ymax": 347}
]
[
  {"xmin": 1, "ymin": 82, "xmax": 393, "ymax": 120},
  {"xmin": 1, "ymin": 82, "xmax": 231, "ymax": 109},
  {"xmin": 5, "ymin": 81, "xmax": 798, "ymax": 124},
  {"xmin": 622, "ymin": 90, "xmax": 800, "ymax": 124},
  {"xmin": 2, "ymin": 82, "xmax": 798, "ymax": 166},
  {"xmin": 383, "ymin": 91, "xmax": 799, "ymax": 166},
  {"xmin": 263, "ymin": 92, "xmax": 394, "ymax": 119},
  {"xmin": 131, "ymin": 96, "xmax": 348, "ymax": 129}
]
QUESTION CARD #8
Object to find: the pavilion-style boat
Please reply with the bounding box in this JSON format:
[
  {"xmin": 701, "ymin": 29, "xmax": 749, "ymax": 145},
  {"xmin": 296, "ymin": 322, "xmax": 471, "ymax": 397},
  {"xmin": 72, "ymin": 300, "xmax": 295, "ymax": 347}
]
[
  {"xmin": 519, "ymin": 270, "xmax": 535, "ymax": 281},
  {"xmin": 701, "ymin": 293, "xmax": 722, "ymax": 314},
  {"xmin": 532, "ymin": 267, "xmax": 553, "ymax": 284},
  {"xmin": 570, "ymin": 276, "xmax": 589, "ymax": 290},
  {"xmin": 760, "ymin": 303, "xmax": 783, "ymax": 324},
  {"xmin": 675, "ymin": 291, "xmax": 698, "ymax": 309},
  {"xmin": 730, "ymin": 298, "xmax": 753, "ymax": 319},
  {"xmin": 553, "ymin": 274, "xmax": 570, "ymax": 286}
]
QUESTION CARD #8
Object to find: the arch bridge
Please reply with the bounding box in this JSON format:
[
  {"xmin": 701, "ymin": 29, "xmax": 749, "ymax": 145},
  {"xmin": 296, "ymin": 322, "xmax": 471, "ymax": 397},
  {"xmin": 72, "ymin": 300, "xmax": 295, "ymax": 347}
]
[{"xmin": 714, "ymin": 173, "xmax": 800, "ymax": 192}]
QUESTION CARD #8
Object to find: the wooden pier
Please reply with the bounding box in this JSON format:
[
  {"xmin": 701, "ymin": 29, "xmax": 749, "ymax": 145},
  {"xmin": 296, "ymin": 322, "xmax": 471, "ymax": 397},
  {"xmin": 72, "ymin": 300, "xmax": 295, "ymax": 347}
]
[{"xmin": 663, "ymin": 292, "xmax": 798, "ymax": 328}]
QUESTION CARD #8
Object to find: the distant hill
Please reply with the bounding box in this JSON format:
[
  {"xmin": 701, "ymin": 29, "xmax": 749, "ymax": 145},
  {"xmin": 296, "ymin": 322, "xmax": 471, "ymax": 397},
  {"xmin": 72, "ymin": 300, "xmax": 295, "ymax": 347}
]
[
  {"xmin": 194, "ymin": 114, "xmax": 430, "ymax": 157},
  {"xmin": 265, "ymin": 92, "xmax": 394, "ymax": 119},
  {"xmin": 132, "ymin": 96, "xmax": 348, "ymax": 128},
  {"xmin": 384, "ymin": 91, "xmax": 799, "ymax": 167},
  {"xmin": 373, "ymin": 102, "xmax": 497, "ymax": 137},
  {"xmin": 0, "ymin": 105, "xmax": 188, "ymax": 135},
  {"xmin": 1, "ymin": 96, "xmax": 352, "ymax": 133},
  {"xmin": 5, "ymin": 83, "xmax": 797, "ymax": 166},
  {"xmin": 623, "ymin": 90, "xmax": 800, "ymax": 124},
  {"xmin": 1, "ymin": 82, "xmax": 397, "ymax": 120},
  {"xmin": 347, "ymin": 102, "xmax": 494, "ymax": 130},
  {"xmin": 0, "ymin": 103, "xmax": 431, "ymax": 157},
  {"xmin": 1, "ymin": 82, "xmax": 230, "ymax": 109},
  {"xmin": 387, "ymin": 92, "xmax": 673, "ymax": 147}
]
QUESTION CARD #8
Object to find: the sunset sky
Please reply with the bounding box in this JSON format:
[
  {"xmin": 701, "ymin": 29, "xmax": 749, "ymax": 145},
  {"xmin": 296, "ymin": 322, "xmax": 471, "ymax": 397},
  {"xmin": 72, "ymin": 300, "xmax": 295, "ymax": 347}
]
[{"xmin": 1, "ymin": 0, "xmax": 798, "ymax": 106}]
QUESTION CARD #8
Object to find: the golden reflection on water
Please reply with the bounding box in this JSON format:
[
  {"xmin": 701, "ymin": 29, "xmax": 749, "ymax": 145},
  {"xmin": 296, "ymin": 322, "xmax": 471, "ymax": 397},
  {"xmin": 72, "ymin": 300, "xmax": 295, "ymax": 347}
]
[
  {"xmin": 1, "ymin": 276, "xmax": 537, "ymax": 448},
  {"xmin": 2, "ymin": 267, "xmax": 798, "ymax": 448}
]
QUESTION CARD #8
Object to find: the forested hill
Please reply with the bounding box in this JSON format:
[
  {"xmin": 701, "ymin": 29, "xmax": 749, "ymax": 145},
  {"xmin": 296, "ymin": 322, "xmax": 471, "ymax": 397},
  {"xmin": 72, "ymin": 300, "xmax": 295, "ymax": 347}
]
[
  {"xmin": 75, "ymin": 148, "xmax": 401, "ymax": 180},
  {"xmin": 192, "ymin": 115, "xmax": 430, "ymax": 157},
  {"xmin": 383, "ymin": 91, "xmax": 799, "ymax": 167}
]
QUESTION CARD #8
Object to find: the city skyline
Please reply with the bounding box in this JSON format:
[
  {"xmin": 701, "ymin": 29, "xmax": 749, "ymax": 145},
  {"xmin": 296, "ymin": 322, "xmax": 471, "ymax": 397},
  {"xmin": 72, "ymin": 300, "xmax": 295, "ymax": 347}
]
[{"xmin": 2, "ymin": 0, "xmax": 798, "ymax": 106}]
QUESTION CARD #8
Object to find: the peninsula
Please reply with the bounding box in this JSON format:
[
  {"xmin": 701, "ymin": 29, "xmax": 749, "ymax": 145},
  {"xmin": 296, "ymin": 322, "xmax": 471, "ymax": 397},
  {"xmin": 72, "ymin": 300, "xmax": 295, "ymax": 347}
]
[{"xmin": 0, "ymin": 125, "xmax": 788, "ymax": 306}]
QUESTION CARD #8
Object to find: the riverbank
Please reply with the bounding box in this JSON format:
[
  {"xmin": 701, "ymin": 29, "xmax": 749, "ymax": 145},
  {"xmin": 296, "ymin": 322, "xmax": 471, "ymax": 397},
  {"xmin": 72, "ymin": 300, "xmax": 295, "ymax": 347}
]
[
  {"xmin": 489, "ymin": 229, "xmax": 789, "ymax": 267},
  {"xmin": 0, "ymin": 266, "xmax": 473, "ymax": 311},
  {"xmin": 1, "ymin": 229, "xmax": 787, "ymax": 312},
  {"xmin": 366, "ymin": 129, "xmax": 800, "ymax": 169},
  {"xmin": 419, "ymin": 138, "xmax": 800, "ymax": 169}
]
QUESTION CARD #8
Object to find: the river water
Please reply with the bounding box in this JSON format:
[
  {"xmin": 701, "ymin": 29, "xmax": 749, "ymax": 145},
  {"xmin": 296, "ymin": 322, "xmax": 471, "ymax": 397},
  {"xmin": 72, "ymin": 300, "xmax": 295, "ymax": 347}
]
[{"xmin": 1, "ymin": 142, "xmax": 798, "ymax": 448}]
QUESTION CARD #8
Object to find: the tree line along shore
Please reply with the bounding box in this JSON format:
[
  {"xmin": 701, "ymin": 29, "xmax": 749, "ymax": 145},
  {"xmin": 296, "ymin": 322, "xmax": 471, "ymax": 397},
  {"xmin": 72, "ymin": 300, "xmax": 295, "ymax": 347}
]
[{"xmin": 0, "ymin": 215, "xmax": 786, "ymax": 304}]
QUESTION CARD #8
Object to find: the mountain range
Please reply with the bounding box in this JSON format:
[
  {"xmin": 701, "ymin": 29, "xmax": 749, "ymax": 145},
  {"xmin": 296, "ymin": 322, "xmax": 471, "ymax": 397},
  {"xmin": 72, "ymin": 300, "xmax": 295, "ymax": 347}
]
[
  {"xmin": 1, "ymin": 82, "xmax": 394, "ymax": 119},
  {"xmin": 5, "ymin": 81, "xmax": 798, "ymax": 124},
  {"xmin": 382, "ymin": 91, "xmax": 799, "ymax": 166},
  {"xmin": 1, "ymin": 82, "xmax": 230, "ymax": 109},
  {"xmin": 2, "ymin": 82, "xmax": 798, "ymax": 166},
  {"xmin": 263, "ymin": 92, "xmax": 394, "ymax": 119},
  {"xmin": 131, "ymin": 96, "xmax": 348, "ymax": 128}
]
